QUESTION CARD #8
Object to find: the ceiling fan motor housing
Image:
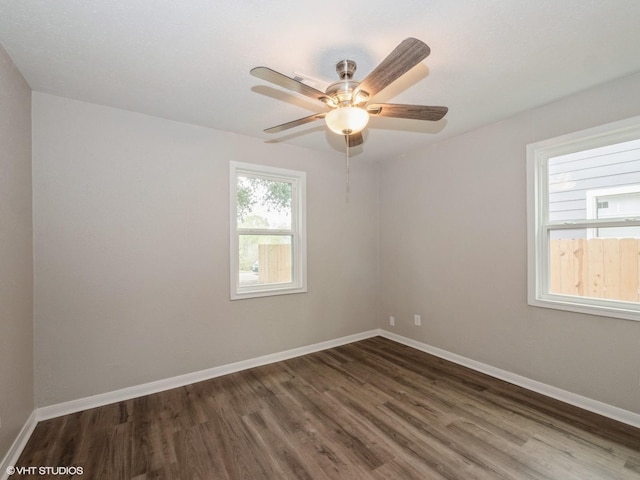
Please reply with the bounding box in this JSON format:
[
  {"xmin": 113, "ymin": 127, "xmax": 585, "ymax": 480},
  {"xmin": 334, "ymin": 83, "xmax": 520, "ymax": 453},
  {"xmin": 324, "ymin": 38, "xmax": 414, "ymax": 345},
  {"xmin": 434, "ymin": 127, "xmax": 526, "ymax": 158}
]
[{"xmin": 326, "ymin": 60, "xmax": 369, "ymax": 106}]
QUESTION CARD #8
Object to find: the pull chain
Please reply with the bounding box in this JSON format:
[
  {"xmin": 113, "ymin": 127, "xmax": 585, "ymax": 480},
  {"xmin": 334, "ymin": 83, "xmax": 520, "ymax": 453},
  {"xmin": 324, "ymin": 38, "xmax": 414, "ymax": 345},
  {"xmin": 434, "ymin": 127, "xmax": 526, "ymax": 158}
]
[{"xmin": 345, "ymin": 135, "xmax": 351, "ymax": 198}]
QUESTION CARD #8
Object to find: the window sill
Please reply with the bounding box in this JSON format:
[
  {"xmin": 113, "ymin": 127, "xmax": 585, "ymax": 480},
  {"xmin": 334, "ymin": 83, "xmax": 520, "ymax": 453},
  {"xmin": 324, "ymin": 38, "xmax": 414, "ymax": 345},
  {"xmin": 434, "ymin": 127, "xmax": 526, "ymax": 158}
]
[
  {"xmin": 231, "ymin": 285, "xmax": 307, "ymax": 301},
  {"xmin": 529, "ymin": 295, "xmax": 640, "ymax": 322}
]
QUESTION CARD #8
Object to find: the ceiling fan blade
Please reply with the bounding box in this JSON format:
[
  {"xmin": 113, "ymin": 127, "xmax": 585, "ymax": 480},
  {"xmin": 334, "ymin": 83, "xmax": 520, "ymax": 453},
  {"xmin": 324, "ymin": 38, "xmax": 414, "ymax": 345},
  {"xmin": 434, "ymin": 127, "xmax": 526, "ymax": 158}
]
[
  {"xmin": 347, "ymin": 132, "xmax": 364, "ymax": 147},
  {"xmin": 263, "ymin": 112, "xmax": 326, "ymax": 133},
  {"xmin": 356, "ymin": 38, "xmax": 430, "ymax": 99},
  {"xmin": 367, "ymin": 103, "xmax": 448, "ymax": 121},
  {"xmin": 251, "ymin": 67, "xmax": 331, "ymax": 104}
]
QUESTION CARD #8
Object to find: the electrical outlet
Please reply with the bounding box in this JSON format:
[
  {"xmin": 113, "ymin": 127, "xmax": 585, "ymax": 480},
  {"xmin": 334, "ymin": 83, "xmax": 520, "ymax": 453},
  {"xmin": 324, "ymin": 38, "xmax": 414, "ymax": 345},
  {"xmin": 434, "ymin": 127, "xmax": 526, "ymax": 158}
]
[
  {"xmin": 414, "ymin": 314, "xmax": 421, "ymax": 326},
  {"xmin": 389, "ymin": 316, "xmax": 395, "ymax": 326}
]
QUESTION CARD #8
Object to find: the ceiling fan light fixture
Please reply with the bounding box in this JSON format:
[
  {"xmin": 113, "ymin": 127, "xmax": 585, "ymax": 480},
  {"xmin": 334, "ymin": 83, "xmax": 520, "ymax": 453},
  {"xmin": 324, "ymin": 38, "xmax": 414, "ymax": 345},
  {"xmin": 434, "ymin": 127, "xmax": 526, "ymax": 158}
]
[{"xmin": 325, "ymin": 106, "xmax": 369, "ymax": 135}]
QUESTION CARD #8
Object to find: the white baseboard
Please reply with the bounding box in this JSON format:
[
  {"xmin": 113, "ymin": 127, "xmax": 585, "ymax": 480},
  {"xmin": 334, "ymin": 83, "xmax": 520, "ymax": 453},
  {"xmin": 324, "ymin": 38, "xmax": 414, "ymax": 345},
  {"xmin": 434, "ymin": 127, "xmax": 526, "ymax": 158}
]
[
  {"xmin": 379, "ymin": 329, "xmax": 640, "ymax": 429},
  {"xmin": 36, "ymin": 329, "xmax": 381, "ymax": 421},
  {"xmin": 4, "ymin": 327, "xmax": 639, "ymax": 479},
  {"xmin": 0, "ymin": 410, "xmax": 38, "ymax": 480}
]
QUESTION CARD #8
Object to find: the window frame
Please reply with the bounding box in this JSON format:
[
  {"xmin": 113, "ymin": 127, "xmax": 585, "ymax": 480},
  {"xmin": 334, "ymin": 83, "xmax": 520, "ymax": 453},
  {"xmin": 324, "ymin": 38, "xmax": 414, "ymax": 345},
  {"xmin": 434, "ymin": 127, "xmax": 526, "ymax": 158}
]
[
  {"xmin": 527, "ymin": 115, "xmax": 640, "ymax": 321},
  {"xmin": 229, "ymin": 161, "xmax": 307, "ymax": 300}
]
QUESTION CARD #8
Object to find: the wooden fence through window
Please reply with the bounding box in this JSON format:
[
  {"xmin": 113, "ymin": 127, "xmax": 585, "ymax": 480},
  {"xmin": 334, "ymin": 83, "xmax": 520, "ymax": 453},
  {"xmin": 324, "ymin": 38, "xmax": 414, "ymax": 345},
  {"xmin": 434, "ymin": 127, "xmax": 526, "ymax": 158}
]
[
  {"xmin": 550, "ymin": 238, "xmax": 640, "ymax": 302},
  {"xmin": 258, "ymin": 244, "xmax": 292, "ymax": 284}
]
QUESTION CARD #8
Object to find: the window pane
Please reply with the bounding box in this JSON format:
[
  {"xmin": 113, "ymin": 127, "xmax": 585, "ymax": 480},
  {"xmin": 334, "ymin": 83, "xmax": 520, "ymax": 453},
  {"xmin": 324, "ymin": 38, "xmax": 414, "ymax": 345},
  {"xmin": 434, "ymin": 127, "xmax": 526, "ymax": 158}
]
[
  {"xmin": 549, "ymin": 228, "xmax": 640, "ymax": 302},
  {"xmin": 237, "ymin": 175, "xmax": 292, "ymax": 229},
  {"xmin": 238, "ymin": 235, "xmax": 292, "ymax": 286},
  {"xmin": 547, "ymin": 139, "xmax": 640, "ymax": 222}
]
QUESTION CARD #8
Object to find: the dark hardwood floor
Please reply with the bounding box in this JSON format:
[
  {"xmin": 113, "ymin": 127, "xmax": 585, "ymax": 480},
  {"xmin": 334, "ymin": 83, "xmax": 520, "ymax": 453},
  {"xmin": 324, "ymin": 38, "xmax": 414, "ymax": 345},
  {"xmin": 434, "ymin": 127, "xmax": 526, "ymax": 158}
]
[{"xmin": 15, "ymin": 336, "xmax": 640, "ymax": 479}]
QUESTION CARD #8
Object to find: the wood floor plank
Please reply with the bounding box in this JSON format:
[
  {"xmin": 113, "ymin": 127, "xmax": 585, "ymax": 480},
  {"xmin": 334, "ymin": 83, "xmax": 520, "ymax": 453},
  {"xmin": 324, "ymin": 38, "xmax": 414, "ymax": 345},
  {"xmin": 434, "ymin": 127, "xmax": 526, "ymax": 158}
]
[
  {"xmin": 626, "ymin": 456, "xmax": 640, "ymax": 474},
  {"xmin": 529, "ymin": 432, "xmax": 638, "ymax": 479},
  {"xmin": 243, "ymin": 408, "xmax": 329, "ymax": 480},
  {"xmin": 487, "ymin": 379, "xmax": 640, "ymax": 450},
  {"xmin": 328, "ymin": 386, "xmax": 506, "ymax": 480},
  {"xmin": 372, "ymin": 453, "xmax": 449, "ymax": 480},
  {"xmin": 14, "ymin": 337, "xmax": 640, "ymax": 479},
  {"xmin": 290, "ymin": 419, "xmax": 373, "ymax": 480},
  {"xmin": 442, "ymin": 419, "xmax": 550, "ymax": 480},
  {"xmin": 279, "ymin": 379, "xmax": 390, "ymax": 472},
  {"xmin": 207, "ymin": 404, "xmax": 272, "ymax": 479}
]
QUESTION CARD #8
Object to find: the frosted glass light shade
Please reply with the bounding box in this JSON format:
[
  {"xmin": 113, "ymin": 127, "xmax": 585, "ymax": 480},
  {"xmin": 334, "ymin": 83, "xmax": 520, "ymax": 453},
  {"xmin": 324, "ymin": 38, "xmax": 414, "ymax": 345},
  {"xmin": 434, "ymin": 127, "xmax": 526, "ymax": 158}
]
[{"xmin": 325, "ymin": 107, "xmax": 369, "ymax": 135}]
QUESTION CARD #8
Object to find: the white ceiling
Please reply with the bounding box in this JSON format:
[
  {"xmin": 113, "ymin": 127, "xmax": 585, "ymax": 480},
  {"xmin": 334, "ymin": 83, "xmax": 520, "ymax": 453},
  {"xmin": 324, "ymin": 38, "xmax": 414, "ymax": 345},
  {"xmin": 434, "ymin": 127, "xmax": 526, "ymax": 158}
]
[{"xmin": 1, "ymin": 0, "xmax": 640, "ymax": 162}]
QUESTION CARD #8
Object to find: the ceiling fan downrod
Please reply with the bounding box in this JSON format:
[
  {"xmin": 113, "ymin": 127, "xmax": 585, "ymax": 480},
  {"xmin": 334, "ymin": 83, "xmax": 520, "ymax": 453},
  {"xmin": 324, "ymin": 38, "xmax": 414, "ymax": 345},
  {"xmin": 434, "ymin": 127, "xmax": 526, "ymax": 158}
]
[{"xmin": 335, "ymin": 59, "xmax": 356, "ymax": 80}]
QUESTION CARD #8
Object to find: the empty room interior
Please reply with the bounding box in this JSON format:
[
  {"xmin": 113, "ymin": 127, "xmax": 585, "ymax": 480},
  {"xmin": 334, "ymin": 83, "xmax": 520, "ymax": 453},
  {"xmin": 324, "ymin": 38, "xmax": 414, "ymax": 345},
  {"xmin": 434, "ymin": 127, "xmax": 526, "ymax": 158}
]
[{"xmin": 2, "ymin": 1, "xmax": 640, "ymax": 478}]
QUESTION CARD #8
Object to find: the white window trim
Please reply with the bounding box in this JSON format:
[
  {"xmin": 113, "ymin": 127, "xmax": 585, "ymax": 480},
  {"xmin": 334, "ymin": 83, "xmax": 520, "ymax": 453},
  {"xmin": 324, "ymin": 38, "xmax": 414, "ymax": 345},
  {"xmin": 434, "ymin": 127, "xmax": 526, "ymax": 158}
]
[
  {"xmin": 229, "ymin": 161, "xmax": 307, "ymax": 300},
  {"xmin": 527, "ymin": 115, "xmax": 640, "ymax": 322}
]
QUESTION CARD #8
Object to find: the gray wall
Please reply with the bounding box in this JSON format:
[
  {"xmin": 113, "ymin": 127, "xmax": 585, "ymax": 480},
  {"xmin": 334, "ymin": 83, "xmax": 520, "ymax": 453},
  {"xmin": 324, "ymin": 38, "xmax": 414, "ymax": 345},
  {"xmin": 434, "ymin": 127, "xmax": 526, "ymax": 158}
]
[
  {"xmin": 32, "ymin": 93, "xmax": 379, "ymax": 406},
  {"xmin": 0, "ymin": 44, "xmax": 33, "ymax": 458},
  {"xmin": 19, "ymin": 67, "xmax": 640, "ymax": 426},
  {"xmin": 379, "ymin": 72, "xmax": 640, "ymax": 414}
]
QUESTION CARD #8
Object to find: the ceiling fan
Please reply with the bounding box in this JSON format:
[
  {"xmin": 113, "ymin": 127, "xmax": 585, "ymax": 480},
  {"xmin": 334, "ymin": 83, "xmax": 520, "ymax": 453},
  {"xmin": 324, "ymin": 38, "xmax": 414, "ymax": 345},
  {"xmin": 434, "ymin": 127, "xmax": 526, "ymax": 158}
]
[{"xmin": 250, "ymin": 37, "xmax": 448, "ymax": 147}]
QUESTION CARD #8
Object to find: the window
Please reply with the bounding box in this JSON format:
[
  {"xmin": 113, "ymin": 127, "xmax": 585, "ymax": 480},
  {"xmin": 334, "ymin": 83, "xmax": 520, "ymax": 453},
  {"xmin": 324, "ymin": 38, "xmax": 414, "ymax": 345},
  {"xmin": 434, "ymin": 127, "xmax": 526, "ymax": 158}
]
[
  {"xmin": 230, "ymin": 161, "xmax": 307, "ymax": 299},
  {"xmin": 527, "ymin": 115, "xmax": 640, "ymax": 321}
]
